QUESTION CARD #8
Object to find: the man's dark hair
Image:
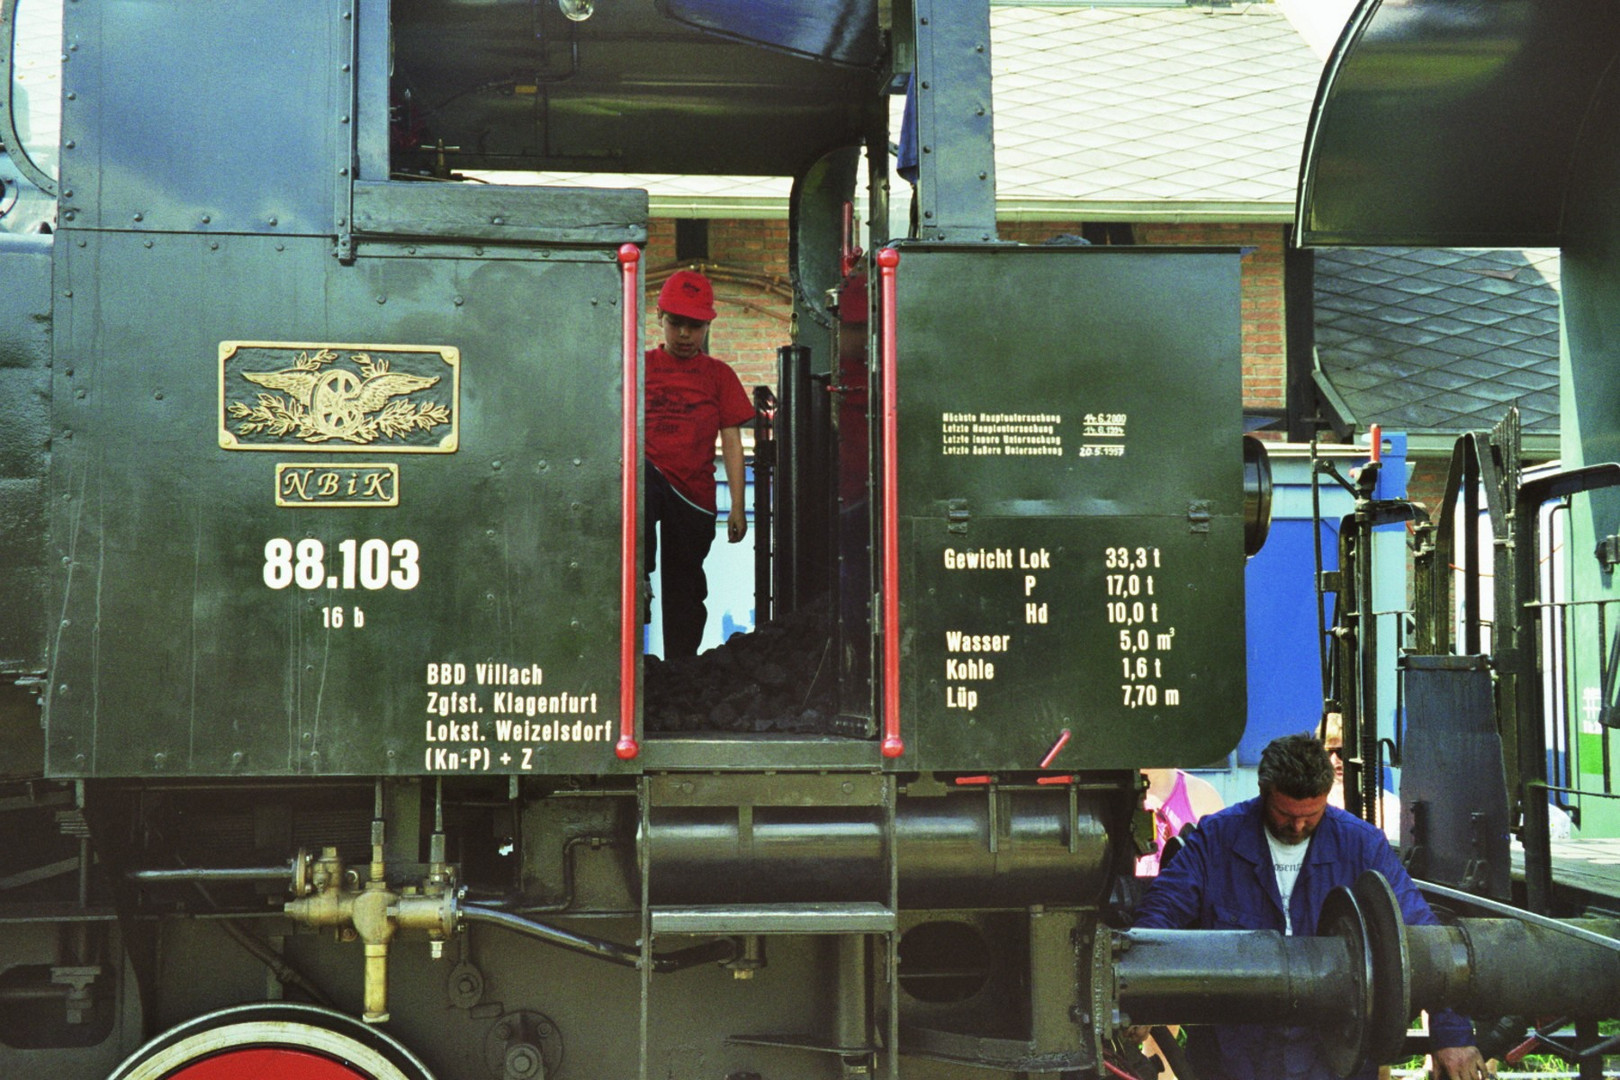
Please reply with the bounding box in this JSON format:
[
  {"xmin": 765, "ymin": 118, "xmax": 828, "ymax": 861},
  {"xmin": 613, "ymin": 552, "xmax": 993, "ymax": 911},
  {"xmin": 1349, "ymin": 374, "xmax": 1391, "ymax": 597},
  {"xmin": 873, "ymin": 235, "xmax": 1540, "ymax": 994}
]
[{"xmin": 1257, "ymin": 733, "xmax": 1335, "ymax": 800}]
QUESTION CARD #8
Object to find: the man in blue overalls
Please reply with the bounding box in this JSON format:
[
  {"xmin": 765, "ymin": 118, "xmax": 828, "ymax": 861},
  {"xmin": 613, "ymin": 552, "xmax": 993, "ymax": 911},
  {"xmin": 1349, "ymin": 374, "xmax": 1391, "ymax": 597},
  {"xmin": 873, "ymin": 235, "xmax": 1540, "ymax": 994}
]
[{"xmin": 1132, "ymin": 734, "xmax": 1490, "ymax": 1080}]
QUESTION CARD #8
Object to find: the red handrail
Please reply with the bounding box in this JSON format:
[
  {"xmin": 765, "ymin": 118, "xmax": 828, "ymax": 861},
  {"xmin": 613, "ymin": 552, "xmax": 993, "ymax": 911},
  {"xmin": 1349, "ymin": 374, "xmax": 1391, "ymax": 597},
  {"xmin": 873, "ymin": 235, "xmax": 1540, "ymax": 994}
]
[
  {"xmin": 840, "ymin": 201, "xmax": 863, "ymax": 278},
  {"xmin": 878, "ymin": 247, "xmax": 904, "ymax": 759},
  {"xmin": 616, "ymin": 244, "xmax": 641, "ymax": 761}
]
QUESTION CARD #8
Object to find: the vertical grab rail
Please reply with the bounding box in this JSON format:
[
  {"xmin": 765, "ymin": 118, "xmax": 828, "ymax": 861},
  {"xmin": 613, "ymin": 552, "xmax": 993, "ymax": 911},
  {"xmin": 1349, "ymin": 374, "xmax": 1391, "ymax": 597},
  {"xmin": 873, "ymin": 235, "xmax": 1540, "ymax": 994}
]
[
  {"xmin": 616, "ymin": 244, "xmax": 641, "ymax": 761},
  {"xmin": 878, "ymin": 247, "xmax": 904, "ymax": 758},
  {"xmin": 840, "ymin": 201, "xmax": 864, "ymax": 277}
]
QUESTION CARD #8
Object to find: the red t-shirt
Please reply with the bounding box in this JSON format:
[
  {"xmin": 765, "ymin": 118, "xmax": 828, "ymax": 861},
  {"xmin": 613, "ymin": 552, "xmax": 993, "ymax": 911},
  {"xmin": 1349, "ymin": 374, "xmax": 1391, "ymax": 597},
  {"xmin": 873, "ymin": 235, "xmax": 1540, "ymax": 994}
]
[{"xmin": 645, "ymin": 345, "xmax": 754, "ymax": 511}]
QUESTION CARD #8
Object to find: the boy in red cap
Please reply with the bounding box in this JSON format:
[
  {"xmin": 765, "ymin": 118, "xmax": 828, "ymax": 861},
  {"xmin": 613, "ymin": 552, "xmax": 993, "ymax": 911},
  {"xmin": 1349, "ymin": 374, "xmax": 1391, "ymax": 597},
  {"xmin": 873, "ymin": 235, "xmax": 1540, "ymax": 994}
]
[{"xmin": 645, "ymin": 269, "xmax": 755, "ymax": 657}]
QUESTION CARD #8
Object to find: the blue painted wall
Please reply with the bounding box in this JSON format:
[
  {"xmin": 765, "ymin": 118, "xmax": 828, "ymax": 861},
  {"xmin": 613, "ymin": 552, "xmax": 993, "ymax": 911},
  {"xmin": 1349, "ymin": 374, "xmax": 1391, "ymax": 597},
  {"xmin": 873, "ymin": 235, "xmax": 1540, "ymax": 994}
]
[{"xmin": 1239, "ymin": 437, "xmax": 1406, "ymax": 766}]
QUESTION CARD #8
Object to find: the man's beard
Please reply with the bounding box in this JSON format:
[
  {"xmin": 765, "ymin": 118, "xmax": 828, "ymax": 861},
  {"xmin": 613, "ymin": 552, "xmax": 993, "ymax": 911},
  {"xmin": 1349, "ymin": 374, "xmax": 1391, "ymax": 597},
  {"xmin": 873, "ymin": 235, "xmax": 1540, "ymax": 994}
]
[{"xmin": 1266, "ymin": 820, "xmax": 1313, "ymax": 846}]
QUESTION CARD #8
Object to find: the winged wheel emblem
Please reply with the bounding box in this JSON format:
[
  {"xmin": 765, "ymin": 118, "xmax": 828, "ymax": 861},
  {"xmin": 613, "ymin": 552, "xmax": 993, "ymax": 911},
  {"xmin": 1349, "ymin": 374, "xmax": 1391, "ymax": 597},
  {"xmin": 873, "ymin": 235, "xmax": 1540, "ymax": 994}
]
[{"xmin": 228, "ymin": 349, "xmax": 450, "ymax": 444}]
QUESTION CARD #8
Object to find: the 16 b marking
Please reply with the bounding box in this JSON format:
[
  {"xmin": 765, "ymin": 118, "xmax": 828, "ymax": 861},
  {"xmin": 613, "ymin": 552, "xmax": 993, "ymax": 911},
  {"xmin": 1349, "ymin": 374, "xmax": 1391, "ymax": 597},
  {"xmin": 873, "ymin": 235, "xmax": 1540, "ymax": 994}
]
[{"xmin": 322, "ymin": 606, "xmax": 365, "ymax": 629}]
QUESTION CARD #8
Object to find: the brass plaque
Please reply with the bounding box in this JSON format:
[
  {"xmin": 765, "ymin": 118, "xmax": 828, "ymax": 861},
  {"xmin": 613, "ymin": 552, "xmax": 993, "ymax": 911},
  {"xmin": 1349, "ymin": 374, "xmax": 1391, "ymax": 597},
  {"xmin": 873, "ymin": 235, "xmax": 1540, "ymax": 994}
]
[
  {"xmin": 276, "ymin": 462, "xmax": 400, "ymax": 507},
  {"xmin": 220, "ymin": 341, "xmax": 459, "ymax": 452}
]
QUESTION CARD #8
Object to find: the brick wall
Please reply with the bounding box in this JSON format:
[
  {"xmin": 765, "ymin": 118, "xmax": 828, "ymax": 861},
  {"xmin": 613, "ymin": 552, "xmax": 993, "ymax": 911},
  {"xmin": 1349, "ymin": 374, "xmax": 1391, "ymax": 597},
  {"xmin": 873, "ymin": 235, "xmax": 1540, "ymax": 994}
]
[
  {"xmin": 1149, "ymin": 222, "xmax": 1287, "ymax": 416},
  {"xmin": 1405, "ymin": 456, "xmax": 1452, "ymax": 522},
  {"xmin": 645, "ymin": 216, "xmax": 1290, "ymax": 416}
]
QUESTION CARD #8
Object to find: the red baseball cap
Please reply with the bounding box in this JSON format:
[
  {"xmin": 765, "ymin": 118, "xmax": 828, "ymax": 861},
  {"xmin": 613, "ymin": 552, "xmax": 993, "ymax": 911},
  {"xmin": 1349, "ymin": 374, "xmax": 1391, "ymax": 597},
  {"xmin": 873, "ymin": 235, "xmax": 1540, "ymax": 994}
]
[{"xmin": 658, "ymin": 270, "xmax": 717, "ymax": 322}]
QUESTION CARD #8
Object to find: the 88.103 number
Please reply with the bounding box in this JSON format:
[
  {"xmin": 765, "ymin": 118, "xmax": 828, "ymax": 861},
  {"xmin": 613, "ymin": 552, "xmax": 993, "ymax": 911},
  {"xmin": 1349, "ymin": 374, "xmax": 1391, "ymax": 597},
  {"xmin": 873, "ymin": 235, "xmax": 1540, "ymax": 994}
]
[{"xmin": 263, "ymin": 538, "xmax": 421, "ymax": 591}]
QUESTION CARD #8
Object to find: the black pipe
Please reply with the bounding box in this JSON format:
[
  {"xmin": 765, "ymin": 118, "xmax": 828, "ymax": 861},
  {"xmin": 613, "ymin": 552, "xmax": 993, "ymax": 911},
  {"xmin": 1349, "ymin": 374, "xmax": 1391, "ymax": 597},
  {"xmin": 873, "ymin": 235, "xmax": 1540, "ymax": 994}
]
[
  {"xmin": 459, "ymin": 904, "xmax": 737, "ymax": 973},
  {"xmin": 1355, "ymin": 476, "xmax": 1379, "ymax": 825},
  {"xmin": 127, "ymin": 858, "xmax": 337, "ymax": 1008},
  {"xmin": 220, "ymin": 918, "xmax": 338, "ymax": 1009},
  {"xmin": 1406, "ymin": 918, "xmax": 1620, "ymax": 1020},
  {"xmin": 647, "ymin": 788, "xmax": 1115, "ymax": 909},
  {"xmin": 802, "ymin": 369, "xmax": 832, "ymax": 605},
  {"xmin": 1115, "ymin": 929, "xmax": 1359, "ymax": 1027},
  {"xmin": 775, "ymin": 345, "xmax": 808, "ymax": 614},
  {"xmin": 752, "ymin": 386, "xmax": 777, "ymax": 624}
]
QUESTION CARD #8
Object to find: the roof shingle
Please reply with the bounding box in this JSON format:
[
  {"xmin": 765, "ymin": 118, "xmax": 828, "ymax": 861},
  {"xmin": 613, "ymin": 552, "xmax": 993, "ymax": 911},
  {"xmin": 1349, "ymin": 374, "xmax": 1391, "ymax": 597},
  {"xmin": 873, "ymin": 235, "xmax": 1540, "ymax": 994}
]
[{"xmin": 1315, "ymin": 248, "xmax": 1561, "ymax": 436}]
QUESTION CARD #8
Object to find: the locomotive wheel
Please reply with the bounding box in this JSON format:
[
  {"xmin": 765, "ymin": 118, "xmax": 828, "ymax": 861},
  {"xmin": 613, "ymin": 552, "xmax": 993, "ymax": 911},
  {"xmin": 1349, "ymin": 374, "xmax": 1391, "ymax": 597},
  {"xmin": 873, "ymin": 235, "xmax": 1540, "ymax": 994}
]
[
  {"xmin": 312, "ymin": 368, "xmax": 365, "ymax": 439},
  {"xmin": 106, "ymin": 1003, "xmax": 436, "ymax": 1080}
]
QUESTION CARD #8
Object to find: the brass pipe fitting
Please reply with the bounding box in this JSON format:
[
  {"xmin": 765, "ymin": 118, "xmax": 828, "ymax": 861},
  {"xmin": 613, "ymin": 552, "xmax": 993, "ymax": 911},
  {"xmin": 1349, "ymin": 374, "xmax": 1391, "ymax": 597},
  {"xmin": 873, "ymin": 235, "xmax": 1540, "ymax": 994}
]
[
  {"xmin": 363, "ymin": 943, "xmax": 390, "ymax": 1023},
  {"xmin": 283, "ymin": 846, "xmax": 459, "ymax": 1024}
]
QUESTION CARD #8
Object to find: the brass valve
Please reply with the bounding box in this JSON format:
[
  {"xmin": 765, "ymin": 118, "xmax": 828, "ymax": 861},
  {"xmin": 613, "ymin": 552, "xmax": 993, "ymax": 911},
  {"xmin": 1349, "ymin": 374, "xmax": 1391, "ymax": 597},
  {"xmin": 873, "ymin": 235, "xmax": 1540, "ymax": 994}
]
[{"xmin": 285, "ymin": 846, "xmax": 458, "ymax": 1023}]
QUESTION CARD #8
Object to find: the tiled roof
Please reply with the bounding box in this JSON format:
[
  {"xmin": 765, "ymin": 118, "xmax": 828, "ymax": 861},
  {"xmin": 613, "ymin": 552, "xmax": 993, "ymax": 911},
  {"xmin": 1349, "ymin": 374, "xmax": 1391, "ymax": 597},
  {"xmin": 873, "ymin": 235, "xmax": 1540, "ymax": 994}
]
[
  {"xmin": 991, "ymin": 5, "xmax": 1322, "ymax": 216},
  {"xmin": 1314, "ymin": 249, "xmax": 1561, "ymax": 436}
]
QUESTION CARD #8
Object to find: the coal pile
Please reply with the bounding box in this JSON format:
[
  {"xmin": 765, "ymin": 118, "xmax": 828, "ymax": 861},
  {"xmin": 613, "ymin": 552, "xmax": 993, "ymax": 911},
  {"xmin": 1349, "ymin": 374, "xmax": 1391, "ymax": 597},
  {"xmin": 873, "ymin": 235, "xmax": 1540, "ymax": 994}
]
[{"xmin": 644, "ymin": 604, "xmax": 871, "ymax": 737}]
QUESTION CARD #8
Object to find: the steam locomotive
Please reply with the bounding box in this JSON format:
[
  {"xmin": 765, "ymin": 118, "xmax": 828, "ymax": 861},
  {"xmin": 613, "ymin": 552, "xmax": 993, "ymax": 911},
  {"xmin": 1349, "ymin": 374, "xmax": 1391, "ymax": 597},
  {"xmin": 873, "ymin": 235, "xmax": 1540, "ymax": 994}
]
[{"xmin": 0, "ymin": 1, "xmax": 1616, "ymax": 1078}]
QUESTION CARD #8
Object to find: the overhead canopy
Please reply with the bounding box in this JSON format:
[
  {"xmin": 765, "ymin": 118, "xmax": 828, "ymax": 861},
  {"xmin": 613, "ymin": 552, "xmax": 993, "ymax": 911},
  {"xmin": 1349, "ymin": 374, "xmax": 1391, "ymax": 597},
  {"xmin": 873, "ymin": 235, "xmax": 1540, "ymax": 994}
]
[
  {"xmin": 1296, "ymin": 0, "xmax": 1620, "ymax": 248},
  {"xmin": 657, "ymin": 0, "xmax": 880, "ymax": 67},
  {"xmin": 389, "ymin": 0, "xmax": 883, "ymax": 177}
]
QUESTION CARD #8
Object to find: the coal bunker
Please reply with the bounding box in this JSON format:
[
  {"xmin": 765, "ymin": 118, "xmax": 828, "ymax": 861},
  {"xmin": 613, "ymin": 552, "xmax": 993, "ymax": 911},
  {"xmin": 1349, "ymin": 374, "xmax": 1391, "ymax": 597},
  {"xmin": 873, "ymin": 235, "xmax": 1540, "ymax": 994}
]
[{"xmin": 643, "ymin": 603, "xmax": 870, "ymax": 737}]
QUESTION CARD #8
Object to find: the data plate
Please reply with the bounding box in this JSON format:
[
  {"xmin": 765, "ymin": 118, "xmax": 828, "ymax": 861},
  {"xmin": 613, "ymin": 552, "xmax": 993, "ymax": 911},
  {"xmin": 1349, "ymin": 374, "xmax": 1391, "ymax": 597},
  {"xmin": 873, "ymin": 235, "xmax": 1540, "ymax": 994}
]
[{"xmin": 891, "ymin": 245, "xmax": 1247, "ymax": 771}]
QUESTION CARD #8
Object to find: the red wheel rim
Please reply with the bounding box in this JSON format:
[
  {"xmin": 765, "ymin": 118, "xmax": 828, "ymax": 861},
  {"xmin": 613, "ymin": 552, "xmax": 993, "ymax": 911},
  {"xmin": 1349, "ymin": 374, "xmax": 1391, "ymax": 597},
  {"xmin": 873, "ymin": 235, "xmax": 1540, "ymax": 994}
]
[
  {"xmin": 168, "ymin": 1047, "xmax": 371, "ymax": 1079},
  {"xmin": 108, "ymin": 1004, "xmax": 434, "ymax": 1080}
]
